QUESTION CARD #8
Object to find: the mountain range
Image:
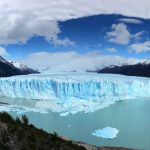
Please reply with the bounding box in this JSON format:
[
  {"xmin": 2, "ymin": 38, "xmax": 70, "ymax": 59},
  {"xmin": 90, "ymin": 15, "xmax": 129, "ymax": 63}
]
[
  {"xmin": 0, "ymin": 56, "xmax": 39, "ymax": 77},
  {"xmin": 97, "ymin": 62, "xmax": 150, "ymax": 77},
  {"xmin": 1, "ymin": 55, "xmax": 150, "ymax": 78}
]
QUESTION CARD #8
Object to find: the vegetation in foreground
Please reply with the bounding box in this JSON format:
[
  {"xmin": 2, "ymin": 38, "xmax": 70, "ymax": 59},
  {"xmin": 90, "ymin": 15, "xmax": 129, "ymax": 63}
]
[
  {"xmin": 0, "ymin": 112, "xmax": 86, "ymax": 150},
  {"xmin": 0, "ymin": 112, "xmax": 134, "ymax": 150}
]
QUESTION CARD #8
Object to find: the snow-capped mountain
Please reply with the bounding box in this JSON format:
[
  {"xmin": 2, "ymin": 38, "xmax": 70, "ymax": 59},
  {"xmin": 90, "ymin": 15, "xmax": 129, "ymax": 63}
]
[
  {"xmin": 0, "ymin": 56, "xmax": 39, "ymax": 77},
  {"xmin": 10, "ymin": 61, "xmax": 39, "ymax": 74},
  {"xmin": 97, "ymin": 62, "xmax": 150, "ymax": 77},
  {"xmin": 0, "ymin": 56, "xmax": 22, "ymax": 77}
]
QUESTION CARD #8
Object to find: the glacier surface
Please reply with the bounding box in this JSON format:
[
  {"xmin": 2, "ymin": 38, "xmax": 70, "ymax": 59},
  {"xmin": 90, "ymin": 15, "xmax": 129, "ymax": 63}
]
[{"xmin": 0, "ymin": 73, "xmax": 150, "ymax": 115}]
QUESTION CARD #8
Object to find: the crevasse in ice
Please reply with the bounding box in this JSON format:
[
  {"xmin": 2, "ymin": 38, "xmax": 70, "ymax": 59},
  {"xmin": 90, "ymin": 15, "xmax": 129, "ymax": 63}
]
[{"xmin": 0, "ymin": 73, "xmax": 150, "ymax": 101}]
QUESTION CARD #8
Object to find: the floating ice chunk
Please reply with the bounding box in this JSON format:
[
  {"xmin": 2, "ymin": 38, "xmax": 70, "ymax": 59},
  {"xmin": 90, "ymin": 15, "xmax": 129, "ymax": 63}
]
[
  {"xmin": 92, "ymin": 127, "xmax": 119, "ymax": 139},
  {"xmin": 60, "ymin": 112, "xmax": 70, "ymax": 116}
]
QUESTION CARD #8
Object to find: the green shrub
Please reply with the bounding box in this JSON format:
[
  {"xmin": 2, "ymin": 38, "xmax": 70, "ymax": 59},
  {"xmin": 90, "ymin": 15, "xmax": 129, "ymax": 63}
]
[{"xmin": 0, "ymin": 112, "xmax": 14, "ymax": 123}]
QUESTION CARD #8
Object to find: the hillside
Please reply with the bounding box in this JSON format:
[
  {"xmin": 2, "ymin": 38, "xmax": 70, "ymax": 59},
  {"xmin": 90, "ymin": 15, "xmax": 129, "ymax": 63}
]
[
  {"xmin": 0, "ymin": 112, "xmax": 86, "ymax": 150},
  {"xmin": 0, "ymin": 112, "xmax": 134, "ymax": 150}
]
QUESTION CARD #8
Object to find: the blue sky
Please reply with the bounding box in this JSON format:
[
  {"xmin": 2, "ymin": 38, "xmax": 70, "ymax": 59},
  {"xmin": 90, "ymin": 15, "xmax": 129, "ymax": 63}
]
[
  {"xmin": 1, "ymin": 0, "xmax": 150, "ymax": 71},
  {"xmin": 4, "ymin": 14, "xmax": 150, "ymax": 60}
]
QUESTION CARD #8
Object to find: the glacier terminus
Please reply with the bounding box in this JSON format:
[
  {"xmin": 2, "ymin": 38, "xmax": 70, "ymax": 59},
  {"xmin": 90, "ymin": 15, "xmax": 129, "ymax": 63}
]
[{"xmin": 0, "ymin": 72, "xmax": 150, "ymax": 115}]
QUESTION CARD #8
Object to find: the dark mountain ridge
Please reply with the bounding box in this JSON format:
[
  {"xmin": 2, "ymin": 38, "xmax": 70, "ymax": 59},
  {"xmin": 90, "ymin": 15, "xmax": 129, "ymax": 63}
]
[
  {"xmin": 0, "ymin": 56, "xmax": 39, "ymax": 77},
  {"xmin": 98, "ymin": 62, "xmax": 150, "ymax": 77}
]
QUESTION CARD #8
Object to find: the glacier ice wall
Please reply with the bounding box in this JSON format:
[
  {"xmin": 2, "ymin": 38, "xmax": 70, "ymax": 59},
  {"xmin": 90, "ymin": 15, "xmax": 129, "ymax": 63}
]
[
  {"xmin": 0, "ymin": 73, "xmax": 150, "ymax": 102},
  {"xmin": 0, "ymin": 73, "xmax": 150, "ymax": 115}
]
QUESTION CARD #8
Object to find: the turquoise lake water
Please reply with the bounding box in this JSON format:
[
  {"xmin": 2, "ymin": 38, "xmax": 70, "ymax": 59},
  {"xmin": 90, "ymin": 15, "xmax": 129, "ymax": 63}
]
[{"xmin": 1, "ymin": 98, "xmax": 150, "ymax": 150}]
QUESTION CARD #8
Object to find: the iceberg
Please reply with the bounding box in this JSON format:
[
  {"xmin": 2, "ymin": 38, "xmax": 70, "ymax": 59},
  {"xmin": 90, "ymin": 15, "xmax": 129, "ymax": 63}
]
[
  {"xmin": 0, "ymin": 73, "xmax": 150, "ymax": 115},
  {"xmin": 92, "ymin": 127, "xmax": 119, "ymax": 139}
]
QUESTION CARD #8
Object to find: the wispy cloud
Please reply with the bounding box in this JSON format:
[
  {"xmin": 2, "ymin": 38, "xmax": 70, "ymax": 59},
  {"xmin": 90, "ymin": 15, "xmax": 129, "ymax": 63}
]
[
  {"xmin": 0, "ymin": 47, "xmax": 9, "ymax": 56},
  {"xmin": 129, "ymin": 41, "xmax": 150, "ymax": 53},
  {"xmin": 118, "ymin": 18, "xmax": 143, "ymax": 24},
  {"xmin": 132, "ymin": 31, "xmax": 145, "ymax": 41},
  {"xmin": 107, "ymin": 48, "xmax": 117, "ymax": 53}
]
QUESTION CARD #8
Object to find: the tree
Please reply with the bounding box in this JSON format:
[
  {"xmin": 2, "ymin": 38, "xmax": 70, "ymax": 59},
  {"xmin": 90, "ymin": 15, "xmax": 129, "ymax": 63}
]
[
  {"xmin": 16, "ymin": 117, "xmax": 21, "ymax": 124},
  {"xmin": 21, "ymin": 115, "xmax": 29, "ymax": 125}
]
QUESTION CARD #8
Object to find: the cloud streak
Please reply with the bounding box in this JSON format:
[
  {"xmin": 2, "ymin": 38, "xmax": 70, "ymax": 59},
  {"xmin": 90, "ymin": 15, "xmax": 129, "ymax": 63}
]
[{"xmin": 118, "ymin": 18, "xmax": 143, "ymax": 24}]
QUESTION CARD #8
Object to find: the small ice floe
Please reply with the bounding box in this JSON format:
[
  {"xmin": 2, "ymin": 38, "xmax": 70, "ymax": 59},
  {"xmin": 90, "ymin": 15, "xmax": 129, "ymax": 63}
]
[
  {"xmin": 92, "ymin": 127, "xmax": 119, "ymax": 139},
  {"xmin": 60, "ymin": 112, "xmax": 70, "ymax": 116}
]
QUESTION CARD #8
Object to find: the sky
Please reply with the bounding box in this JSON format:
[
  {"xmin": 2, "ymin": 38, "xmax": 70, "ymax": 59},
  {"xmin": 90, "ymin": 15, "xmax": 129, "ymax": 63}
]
[{"xmin": 1, "ymin": 0, "xmax": 150, "ymax": 72}]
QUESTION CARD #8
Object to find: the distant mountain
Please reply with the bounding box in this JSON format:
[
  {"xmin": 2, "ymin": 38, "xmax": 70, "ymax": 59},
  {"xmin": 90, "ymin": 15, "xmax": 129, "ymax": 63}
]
[
  {"xmin": 97, "ymin": 62, "xmax": 150, "ymax": 77},
  {"xmin": 0, "ymin": 56, "xmax": 22, "ymax": 77},
  {"xmin": 10, "ymin": 61, "xmax": 39, "ymax": 75},
  {"xmin": 0, "ymin": 56, "xmax": 39, "ymax": 77}
]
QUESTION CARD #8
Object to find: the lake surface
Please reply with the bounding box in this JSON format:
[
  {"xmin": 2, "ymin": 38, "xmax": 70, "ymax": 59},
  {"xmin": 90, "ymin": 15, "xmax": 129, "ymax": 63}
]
[{"xmin": 0, "ymin": 97, "xmax": 149, "ymax": 149}]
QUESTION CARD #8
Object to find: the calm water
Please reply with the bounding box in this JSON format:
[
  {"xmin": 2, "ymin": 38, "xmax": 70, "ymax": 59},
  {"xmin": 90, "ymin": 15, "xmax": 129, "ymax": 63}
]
[{"xmin": 3, "ymin": 98, "xmax": 150, "ymax": 150}]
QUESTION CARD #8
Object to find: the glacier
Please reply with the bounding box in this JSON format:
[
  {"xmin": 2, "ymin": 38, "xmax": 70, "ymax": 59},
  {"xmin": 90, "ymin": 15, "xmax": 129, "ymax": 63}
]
[{"xmin": 0, "ymin": 73, "xmax": 150, "ymax": 115}]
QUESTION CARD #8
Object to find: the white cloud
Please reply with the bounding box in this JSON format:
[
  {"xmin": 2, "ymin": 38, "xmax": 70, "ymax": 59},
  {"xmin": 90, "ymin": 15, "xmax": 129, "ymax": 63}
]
[
  {"xmin": 0, "ymin": 0, "xmax": 150, "ymax": 45},
  {"xmin": 20, "ymin": 51, "xmax": 148, "ymax": 72},
  {"xmin": 107, "ymin": 48, "xmax": 117, "ymax": 53},
  {"xmin": 52, "ymin": 37, "xmax": 75, "ymax": 47},
  {"xmin": 1, "ymin": 0, "xmax": 150, "ymax": 21},
  {"xmin": 0, "ymin": 47, "xmax": 8, "ymax": 56},
  {"xmin": 106, "ymin": 23, "xmax": 131, "ymax": 45},
  {"xmin": 118, "ymin": 18, "xmax": 143, "ymax": 24},
  {"xmin": 129, "ymin": 41, "xmax": 150, "ymax": 53},
  {"xmin": 0, "ymin": 14, "xmax": 75, "ymax": 46}
]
